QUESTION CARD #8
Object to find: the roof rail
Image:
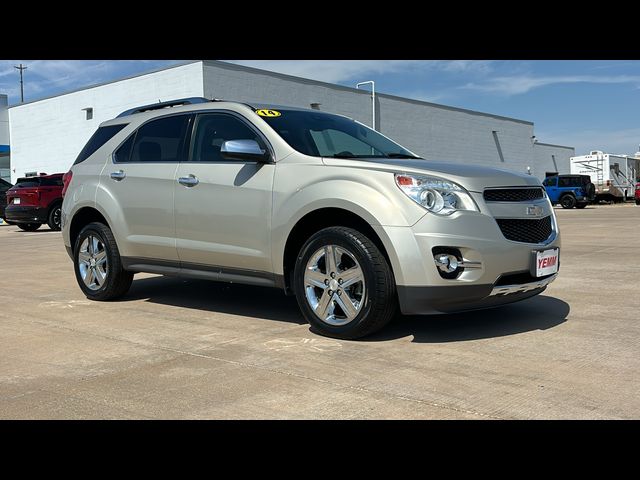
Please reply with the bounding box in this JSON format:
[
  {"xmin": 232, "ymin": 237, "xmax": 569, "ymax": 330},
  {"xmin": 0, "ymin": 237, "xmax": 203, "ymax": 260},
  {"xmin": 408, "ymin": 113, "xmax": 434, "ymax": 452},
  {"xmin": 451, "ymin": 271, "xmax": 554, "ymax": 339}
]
[{"xmin": 116, "ymin": 97, "xmax": 210, "ymax": 118}]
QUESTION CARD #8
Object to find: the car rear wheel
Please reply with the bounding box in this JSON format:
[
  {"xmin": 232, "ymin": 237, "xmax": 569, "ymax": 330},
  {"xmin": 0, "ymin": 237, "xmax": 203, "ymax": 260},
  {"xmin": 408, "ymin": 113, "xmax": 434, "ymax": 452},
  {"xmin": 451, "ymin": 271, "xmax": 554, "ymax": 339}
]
[
  {"xmin": 560, "ymin": 194, "xmax": 576, "ymax": 209},
  {"xmin": 17, "ymin": 223, "xmax": 41, "ymax": 231},
  {"xmin": 74, "ymin": 222, "xmax": 133, "ymax": 301},
  {"xmin": 47, "ymin": 204, "xmax": 62, "ymax": 231},
  {"xmin": 293, "ymin": 226, "xmax": 396, "ymax": 340},
  {"xmin": 636, "ymin": 199, "xmax": 640, "ymax": 206}
]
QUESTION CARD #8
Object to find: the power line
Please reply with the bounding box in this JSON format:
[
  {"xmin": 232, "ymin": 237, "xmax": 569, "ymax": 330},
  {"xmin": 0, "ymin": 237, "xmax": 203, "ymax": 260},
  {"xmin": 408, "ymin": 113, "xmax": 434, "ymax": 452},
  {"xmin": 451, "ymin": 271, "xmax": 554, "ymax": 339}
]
[{"xmin": 14, "ymin": 64, "xmax": 27, "ymax": 103}]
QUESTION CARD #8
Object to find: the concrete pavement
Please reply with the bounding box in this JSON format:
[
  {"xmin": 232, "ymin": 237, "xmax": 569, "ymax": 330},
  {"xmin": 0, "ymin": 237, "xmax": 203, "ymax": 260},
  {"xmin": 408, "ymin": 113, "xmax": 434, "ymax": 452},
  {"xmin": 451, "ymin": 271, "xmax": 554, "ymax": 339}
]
[{"xmin": 0, "ymin": 204, "xmax": 638, "ymax": 419}]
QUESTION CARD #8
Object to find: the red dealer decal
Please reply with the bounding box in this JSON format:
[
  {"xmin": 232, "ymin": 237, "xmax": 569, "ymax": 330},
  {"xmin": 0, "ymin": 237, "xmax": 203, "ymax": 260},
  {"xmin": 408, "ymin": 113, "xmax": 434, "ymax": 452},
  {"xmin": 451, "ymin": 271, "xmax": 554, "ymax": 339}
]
[{"xmin": 538, "ymin": 256, "xmax": 557, "ymax": 269}]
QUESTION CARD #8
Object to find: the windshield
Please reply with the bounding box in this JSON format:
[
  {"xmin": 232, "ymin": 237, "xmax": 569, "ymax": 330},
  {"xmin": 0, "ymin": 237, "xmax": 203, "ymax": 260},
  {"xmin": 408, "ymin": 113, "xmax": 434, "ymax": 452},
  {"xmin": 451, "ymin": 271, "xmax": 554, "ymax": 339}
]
[{"xmin": 258, "ymin": 109, "xmax": 420, "ymax": 159}]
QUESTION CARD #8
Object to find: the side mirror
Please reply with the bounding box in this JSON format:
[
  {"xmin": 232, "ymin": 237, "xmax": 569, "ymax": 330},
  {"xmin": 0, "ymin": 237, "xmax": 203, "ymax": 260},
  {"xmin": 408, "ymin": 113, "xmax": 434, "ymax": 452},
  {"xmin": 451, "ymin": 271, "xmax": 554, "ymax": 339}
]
[{"xmin": 220, "ymin": 140, "xmax": 271, "ymax": 163}]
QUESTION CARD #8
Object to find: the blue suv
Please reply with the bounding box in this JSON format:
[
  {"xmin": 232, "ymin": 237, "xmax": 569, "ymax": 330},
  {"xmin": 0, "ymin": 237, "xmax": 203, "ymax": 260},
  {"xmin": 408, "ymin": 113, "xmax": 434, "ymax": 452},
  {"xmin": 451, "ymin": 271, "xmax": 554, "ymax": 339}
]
[{"xmin": 543, "ymin": 174, "xmax": 595, "ymax": 209}]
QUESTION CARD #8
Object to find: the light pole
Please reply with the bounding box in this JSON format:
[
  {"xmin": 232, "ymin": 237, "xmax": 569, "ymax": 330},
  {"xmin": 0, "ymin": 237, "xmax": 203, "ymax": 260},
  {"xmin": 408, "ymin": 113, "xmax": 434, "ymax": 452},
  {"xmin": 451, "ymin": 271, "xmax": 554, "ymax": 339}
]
[
  {"xmin": 356, "ymin": 81, "xmax": 375, "ymax": 131},
  {"xmin": 15, "ymin": 64, "xmax": 27, "ymax": 103}
]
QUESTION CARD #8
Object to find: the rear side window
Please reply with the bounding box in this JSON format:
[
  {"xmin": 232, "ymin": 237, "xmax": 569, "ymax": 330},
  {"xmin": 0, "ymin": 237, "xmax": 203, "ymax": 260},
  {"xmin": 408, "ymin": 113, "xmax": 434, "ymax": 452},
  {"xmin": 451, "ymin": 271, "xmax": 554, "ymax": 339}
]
[
  {"xmin": 559, "ymin": 177, "xmax": 582, "ymax": 188},
  {"xmin": 126, "ymin": 115, "xmax": 191, "ymax": 163},
  {"xmin": 74, "ymin": 124, "xmax": 128, "ymax": 165},
  {"xmin": 114, "ymin": 135, "xmax": 135, "ymax": 163},
  {"xmin": 544, "ymin": 177, "xmax": 557, "ymax": 187}
]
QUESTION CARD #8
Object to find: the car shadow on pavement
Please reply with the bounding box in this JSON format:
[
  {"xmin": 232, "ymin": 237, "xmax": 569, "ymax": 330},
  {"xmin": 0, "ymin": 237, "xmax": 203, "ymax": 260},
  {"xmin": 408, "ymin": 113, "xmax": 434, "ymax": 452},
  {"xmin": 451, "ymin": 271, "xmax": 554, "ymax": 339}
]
[
  {"xmin": 365, "ymin": 295, "xmax": 569, "ymax": 343},
  {"xmin": 124, "ymin": 276, "xmax": 569, "ymax": 342},
  {"xmin": 124, "ymin": 275, "xmax": 305, "ymax": 325}
]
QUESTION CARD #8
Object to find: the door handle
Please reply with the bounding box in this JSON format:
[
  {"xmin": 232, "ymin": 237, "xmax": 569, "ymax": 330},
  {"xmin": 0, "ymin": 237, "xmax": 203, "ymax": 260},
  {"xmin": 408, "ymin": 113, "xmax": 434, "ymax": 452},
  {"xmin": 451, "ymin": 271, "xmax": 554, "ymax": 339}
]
[
  {"xmin": 178, "ymin": 175, "xmax": 199, "ymax": 187},
  {"xmin": 110, "ymin": 170, "xmax": 126, "ymax": 181}
]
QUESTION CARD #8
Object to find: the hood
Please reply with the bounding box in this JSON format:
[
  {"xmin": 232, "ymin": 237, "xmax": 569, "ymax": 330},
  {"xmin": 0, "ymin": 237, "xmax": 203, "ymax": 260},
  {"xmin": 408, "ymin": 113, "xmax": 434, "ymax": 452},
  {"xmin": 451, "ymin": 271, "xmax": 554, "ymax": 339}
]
[{"xmin": 322, "ymin": 157, "xmax": 540, "ymax": 192}]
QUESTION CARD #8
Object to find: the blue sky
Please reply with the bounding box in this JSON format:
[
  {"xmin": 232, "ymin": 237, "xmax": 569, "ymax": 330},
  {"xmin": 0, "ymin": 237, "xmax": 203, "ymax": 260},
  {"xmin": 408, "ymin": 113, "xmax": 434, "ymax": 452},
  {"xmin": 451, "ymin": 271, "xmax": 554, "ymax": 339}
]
[{"xmin": 1, "ymin": 60, "xmax": 639, "ymax": 155}]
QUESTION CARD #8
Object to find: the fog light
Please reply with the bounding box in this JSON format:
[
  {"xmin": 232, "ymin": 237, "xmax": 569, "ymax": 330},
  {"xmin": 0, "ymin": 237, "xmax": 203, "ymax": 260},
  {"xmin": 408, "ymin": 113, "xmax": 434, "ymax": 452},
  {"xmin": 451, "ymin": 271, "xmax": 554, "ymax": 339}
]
[
  {"xmin": 434, "ymin": 254, "xmax": 459, "ymax": 273},
  {"xmin": 430, "ymin": 247, "xmax": 482, "ymax": 280}
]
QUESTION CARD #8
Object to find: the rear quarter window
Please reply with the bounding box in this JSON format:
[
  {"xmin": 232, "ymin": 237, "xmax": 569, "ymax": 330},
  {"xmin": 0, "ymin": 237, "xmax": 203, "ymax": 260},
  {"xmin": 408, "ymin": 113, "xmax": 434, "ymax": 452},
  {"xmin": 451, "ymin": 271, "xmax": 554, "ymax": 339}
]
[{"xmin": 74, "ymin": 124, "xmax": 128, "ymax": 165}]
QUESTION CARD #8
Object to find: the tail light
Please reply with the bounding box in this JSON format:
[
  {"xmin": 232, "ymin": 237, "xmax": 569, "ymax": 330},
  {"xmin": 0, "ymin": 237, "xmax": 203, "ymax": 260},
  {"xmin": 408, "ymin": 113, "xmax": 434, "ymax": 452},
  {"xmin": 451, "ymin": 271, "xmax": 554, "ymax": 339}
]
[
  {"xmin": 606, "ymin": 180, "xmax": 611, "ymax": 187},
  {"xmin": 62, "ymin": 170, "xmax": 73, "ymax": 197}
]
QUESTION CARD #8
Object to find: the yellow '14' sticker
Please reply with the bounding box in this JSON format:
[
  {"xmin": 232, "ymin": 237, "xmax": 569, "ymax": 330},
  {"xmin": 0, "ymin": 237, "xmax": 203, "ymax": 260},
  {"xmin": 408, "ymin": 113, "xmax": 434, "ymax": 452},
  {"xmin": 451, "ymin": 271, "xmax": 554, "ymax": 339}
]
[{"xmin": 256, "ymin": 109, "xmax": 281, "ymax": 117}]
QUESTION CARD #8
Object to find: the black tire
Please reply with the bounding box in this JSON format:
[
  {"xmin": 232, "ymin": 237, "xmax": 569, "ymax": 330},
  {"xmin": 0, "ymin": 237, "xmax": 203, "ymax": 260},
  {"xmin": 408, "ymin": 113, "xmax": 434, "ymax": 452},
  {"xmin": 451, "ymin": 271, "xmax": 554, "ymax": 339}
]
[
  {"xmin": 73, "ymin": 222, "xmax": 133, "ymax": 301},
  {"xmin": 636, "ymin": 199, "xmax": 640, "ymax": 206},
  {"xmin": 575, "ymin": 203, "xmax": 588, "ymax": 209},
  {"xmin": 560, "ymin": 194, "xmax": 576, "ymax": 209},
  {"xmin": 586, "ymin": 183, "xmax": 596, "ymax": 201},
  {"xmin": 293, "ymin": 226, "xmax": 396, "ymax": 340},
  {"xmin": 18, "ymin": 223, "xmax": 41, "ymax": 231},
  {"xmin": 47, "ymin": 203, "xmax": 62, "ymax": 231}
]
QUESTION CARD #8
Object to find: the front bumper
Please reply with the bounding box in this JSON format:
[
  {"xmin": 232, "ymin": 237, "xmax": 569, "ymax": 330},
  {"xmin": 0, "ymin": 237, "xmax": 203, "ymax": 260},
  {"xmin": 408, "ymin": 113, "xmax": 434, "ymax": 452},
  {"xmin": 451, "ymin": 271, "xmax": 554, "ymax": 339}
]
[
  {"xmin": 373, "ymin": 195, "xmax": 560, "ymax": 315},
  {"xmin": 4, "ymin": 205, "xmax": 48, "ymax": 224},
  {"xmin": 398, "ymin": 273, "xmax": 557, "ymax": 315}
]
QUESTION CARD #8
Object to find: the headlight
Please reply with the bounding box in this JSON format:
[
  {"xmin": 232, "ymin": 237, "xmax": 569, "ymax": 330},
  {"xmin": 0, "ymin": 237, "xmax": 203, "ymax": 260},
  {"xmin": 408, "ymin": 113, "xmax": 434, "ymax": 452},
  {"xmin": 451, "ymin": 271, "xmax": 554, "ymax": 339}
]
[{"xmin": 395, "ymin": 173, "xmax": 479, "ymax": 215}]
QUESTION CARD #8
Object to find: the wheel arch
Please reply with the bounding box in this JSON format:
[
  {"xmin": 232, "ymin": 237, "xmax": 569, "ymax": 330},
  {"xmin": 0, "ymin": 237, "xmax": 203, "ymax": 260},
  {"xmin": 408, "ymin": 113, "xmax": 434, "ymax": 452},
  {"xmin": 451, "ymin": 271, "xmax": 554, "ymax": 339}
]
[
  {"xmin": 281, "ymin": 207, "xmax": 395, "ymax": 295},
  {"xmin": 47, "ymin": 197, "xmax": 63, "ymax": 212},
  {"xmin": 69, "ymin": 206, "xmax": 111, "ymax": 250}
]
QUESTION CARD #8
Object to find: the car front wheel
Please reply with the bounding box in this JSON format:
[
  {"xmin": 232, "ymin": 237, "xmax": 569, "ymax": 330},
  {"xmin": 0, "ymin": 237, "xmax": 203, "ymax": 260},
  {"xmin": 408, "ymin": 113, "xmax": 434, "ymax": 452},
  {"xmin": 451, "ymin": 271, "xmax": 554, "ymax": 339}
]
[
  {"xmin": 293, "ymin": 226, "xmax": 396, "ymax": 339},
  {"xmin": 74, "ymin": 222, "xmax": 133, "ymax": 301}
]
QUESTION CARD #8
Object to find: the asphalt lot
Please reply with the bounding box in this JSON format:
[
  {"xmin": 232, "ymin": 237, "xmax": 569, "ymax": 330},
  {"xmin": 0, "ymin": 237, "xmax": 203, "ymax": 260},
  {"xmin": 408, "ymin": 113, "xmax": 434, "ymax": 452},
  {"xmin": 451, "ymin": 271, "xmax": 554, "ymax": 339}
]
[{"xmin": 0, "ymin": 204, "xmax": 638, "ymax": 419}]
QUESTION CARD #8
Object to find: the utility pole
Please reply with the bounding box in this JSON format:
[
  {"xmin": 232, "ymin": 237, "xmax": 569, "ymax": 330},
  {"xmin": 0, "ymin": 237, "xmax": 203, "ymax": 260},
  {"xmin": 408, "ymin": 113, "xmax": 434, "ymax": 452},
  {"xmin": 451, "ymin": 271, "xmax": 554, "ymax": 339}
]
[{"xmin": 15, "ymin": 64, "xmax": 27, "ymax": 103}]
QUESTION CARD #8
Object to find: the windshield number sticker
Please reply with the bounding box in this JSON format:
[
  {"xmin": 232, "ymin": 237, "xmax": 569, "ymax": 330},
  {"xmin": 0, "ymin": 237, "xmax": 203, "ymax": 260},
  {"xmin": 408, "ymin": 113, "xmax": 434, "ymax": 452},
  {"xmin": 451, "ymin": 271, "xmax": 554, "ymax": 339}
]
[{"xmin": 256, "ymin": 109, "xmax": 281, "ymax": 117}]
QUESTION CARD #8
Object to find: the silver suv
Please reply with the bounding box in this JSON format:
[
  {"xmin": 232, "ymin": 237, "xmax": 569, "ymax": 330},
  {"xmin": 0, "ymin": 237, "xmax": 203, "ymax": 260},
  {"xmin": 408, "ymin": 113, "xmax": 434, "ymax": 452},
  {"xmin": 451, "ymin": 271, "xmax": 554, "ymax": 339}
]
[{"xmin": 61, "ymin": 97, "xmax": 560, "ymax": 339}]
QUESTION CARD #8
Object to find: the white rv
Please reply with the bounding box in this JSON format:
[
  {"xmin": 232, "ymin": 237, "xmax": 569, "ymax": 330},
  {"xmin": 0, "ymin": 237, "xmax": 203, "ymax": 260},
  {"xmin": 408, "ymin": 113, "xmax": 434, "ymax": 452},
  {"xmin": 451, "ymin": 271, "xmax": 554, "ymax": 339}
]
[{"xmin": 570, "ymin": 151, "xmax": 640, "ymax": 201}]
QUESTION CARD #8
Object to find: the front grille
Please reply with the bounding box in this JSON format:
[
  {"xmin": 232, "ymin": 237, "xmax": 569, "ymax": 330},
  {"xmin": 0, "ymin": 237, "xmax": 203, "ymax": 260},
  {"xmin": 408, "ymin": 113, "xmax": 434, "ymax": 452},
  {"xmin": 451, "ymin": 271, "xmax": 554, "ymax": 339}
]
[
  {"xmin": 496, "ymin": 216, "xmax": 553, "ymax": 243},
  {"xmin": 484, "ymin": 188, "xmax": 544, "ymax": 202}
]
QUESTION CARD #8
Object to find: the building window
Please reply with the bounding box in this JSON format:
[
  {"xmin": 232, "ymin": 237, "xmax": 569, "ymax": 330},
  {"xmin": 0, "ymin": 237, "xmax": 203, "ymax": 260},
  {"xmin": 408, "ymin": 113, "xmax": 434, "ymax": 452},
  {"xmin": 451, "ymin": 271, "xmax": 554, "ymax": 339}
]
[{"xmin": 83, "ymin": 107, "xmax": 93, "ymax": 120}]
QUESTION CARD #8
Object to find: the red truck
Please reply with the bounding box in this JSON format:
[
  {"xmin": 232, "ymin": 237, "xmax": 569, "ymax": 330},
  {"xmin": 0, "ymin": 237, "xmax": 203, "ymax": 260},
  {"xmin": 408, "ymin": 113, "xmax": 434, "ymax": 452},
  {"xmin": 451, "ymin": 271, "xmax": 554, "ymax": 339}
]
[
  {"xmin": 635, "ymin": 183, "xmax": 640, "ymax": 205},
  {"xmin": 4, "ymin": 173, "xmax": 64, "ymax": 231}
]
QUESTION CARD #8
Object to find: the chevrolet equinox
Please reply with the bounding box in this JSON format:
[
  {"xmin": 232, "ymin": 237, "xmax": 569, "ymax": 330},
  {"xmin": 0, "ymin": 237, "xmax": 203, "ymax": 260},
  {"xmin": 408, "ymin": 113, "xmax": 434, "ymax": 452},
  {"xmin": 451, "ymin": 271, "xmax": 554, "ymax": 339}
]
[{"xmin": 61, "ymin": 98, "xmax": 560, "ymax": 339}]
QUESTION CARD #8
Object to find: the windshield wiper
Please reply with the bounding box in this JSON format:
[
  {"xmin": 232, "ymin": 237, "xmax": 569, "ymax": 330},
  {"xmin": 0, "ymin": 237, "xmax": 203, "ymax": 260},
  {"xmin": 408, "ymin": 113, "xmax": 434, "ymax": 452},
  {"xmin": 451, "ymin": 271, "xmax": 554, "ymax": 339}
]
[
  {"xmin": 385, "ymin": 153, "xmax": 423, "ymax": 159},
  {"xmin": 330, "ymin": 153, "xmax": 356, "ymax": 158}
]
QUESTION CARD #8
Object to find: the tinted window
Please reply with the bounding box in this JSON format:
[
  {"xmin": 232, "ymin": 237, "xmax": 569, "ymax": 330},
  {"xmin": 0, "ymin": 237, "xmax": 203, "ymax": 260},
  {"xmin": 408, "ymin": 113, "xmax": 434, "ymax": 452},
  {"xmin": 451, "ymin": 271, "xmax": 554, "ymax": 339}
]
[
  {"xmin": 129, "ymin": 115, "xmax": 190, "ymax": 163},
  {"xmin": 259, "ymin": 109, "xmax": 418, "ymax": 159},
  {"xmin": 15, "ymin": 178, "xmax": 41, "ymax": 188},
  {"xmin": 114, "ymin": 135, "xmax": 135, "ymax": 163},
  {"xmin": 74, "ymin": 124, "xmax": 127, "ymax": 165},
  {"xmin": 41, "ymin": 177, "xmax": 63, "ymax": 187},
  {"xmin": 559, "ymin": 177, "xmax": 582, "ymax": 188},
  {"xmin": 0, "ymin": 179, "xmax": 11, "ymax": 189},
  {"xmin": 543, "ymin": 177, "xmax": 557, "ymax": 187},
  {"xmin": 191, "ymin": 114, "xmax": 264, "ymax": 162}
]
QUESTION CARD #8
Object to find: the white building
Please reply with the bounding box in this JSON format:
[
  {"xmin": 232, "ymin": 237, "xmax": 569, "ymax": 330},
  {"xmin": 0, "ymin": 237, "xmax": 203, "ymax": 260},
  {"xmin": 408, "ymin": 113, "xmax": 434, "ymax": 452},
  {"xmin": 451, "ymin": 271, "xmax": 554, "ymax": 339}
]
[
  {"xmin": 7, "ymin": 60, "xmax": 574, "ymax": 183},
  {"xmin": 0, "ymin": 94, "xmax": 9, "ymax": 183}
]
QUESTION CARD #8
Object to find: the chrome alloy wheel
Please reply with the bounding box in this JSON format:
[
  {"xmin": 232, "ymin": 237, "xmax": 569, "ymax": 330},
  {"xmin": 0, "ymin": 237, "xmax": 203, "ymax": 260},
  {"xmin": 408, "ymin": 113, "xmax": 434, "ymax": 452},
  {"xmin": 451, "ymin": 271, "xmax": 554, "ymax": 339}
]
[
  {"xmin": 304, "ymin": 245, "xmax": 366, "ymax": 326},
  {"xmin": 78, "ymin": 235, "xmax": 108, "ymax": 291}
]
